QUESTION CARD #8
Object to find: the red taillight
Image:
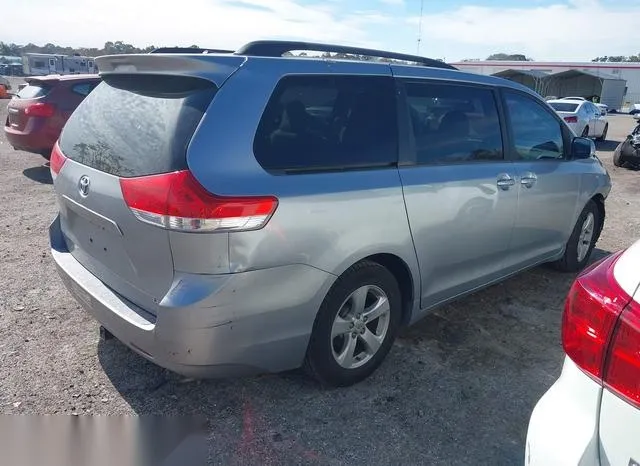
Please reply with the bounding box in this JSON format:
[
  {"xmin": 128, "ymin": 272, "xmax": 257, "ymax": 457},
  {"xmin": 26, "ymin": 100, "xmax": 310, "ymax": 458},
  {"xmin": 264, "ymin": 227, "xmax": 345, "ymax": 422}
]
[
  {"xmin": 562, "ymin": 251, "xmax": 629, "ymax": 380},
  {"xmin": 562, "ymin": 249, "xmax": 640, "ymax": 411},
  {"xmin": 564, "ymin": 116, "xmax": 578, "ymax": 123},
  {"xmin": 49, "ymin": 143, "xmax": 67, "ymax": 178},
  {"xmin": 119, "ymin": 170, "xmax": 278, "ymax": 232},
  {"xmin": 24, "ymin": 102, "xmax": 55, "ymax": 118},
  {"xmin": 605, "ymin": 300, "xmax": 640, "ymax": 408}
]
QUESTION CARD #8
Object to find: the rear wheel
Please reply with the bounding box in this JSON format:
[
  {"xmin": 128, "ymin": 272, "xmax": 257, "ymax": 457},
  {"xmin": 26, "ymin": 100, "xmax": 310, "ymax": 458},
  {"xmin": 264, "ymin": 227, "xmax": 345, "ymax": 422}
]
[
  {"xmin": 597, "ymin": 124, "xmax": 608, "ymax": 141},
  {"xmin": 304, "ymin": 261, "xmax": 401, "ymax": 387},
  {"xmin": 552, "ymin": 200, "xmax": 600, "ymax": 273}
]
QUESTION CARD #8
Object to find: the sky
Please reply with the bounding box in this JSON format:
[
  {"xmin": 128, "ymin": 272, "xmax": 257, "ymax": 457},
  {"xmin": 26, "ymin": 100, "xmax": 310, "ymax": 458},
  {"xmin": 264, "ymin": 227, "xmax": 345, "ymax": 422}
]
[{"xmin": 2, "ymin": 0, "xmax": 638, "ymax": 61}]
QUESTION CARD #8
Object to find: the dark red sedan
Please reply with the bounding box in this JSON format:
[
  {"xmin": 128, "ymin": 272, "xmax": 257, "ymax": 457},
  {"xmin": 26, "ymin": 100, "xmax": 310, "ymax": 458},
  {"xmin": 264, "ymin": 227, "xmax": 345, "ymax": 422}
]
[{"xmin": 4, "ymin": 74, "xmax": 100, "ymax": 159}]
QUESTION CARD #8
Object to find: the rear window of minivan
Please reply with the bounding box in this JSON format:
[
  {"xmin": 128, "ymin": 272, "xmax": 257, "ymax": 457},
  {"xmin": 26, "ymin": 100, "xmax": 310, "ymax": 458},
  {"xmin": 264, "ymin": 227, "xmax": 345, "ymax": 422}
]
[{"xmin": 59, "ymin": 75, "xmax": 217, "ymax": 178}]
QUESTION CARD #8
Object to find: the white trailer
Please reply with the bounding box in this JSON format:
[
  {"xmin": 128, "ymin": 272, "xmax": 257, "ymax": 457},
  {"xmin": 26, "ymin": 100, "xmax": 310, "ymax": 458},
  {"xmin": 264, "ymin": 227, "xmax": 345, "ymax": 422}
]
[{"xmin": 23, "ymin": 53, "xmax": 96, "ymax": 76}]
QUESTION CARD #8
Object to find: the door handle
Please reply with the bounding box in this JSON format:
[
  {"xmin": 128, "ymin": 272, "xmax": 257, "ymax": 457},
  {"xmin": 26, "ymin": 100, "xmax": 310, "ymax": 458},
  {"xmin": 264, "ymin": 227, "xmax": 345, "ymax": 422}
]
[
  {"xmin": 521, "ymin": 172, "xmax": 538, "ymax": 188},
  {"xmin": 497, "ymin": 174, "xmax": 515, "ymax": 191}
]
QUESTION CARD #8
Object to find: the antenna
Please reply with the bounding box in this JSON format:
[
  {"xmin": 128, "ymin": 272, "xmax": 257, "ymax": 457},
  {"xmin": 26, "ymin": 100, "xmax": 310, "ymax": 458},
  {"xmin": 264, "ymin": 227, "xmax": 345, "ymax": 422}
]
[{"xmin": 417, "ymin": 0, "xmax": 424, "ymax": 54}]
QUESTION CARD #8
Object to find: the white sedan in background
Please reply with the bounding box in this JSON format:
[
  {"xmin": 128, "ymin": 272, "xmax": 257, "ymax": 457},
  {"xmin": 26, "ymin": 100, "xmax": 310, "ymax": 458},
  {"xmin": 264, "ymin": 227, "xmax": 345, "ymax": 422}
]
[
  {"xmin": 547, "ymin": 99, "xmax": 609, "ymax": 140},
  {"xmin": 526, "ymin": 240, "xmax": 640, "ymax": 466}
]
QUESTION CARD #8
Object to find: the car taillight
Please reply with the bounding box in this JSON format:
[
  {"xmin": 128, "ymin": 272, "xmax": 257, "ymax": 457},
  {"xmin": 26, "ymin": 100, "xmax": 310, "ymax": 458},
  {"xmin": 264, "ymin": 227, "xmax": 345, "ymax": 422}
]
[
  {"xmin": 49, "ymin": 142, "xmax": 67, "ymax": 179},
  {"xmin": 24, "ymin": 102, "xmax": 55, "ymax": 118},
  {"xmin": 119, "ymin": 170, "xmax": 278, "ymax": 232},
  {"xmin": 605, "ymin": 299, "xmax": 640, "ymax": 408},
  {"xmin": 562, "ymin": 250, "xmax": 640, "ymax": 407},
  {"xmin": 564, "ymin": 116, "xmax": 578, "ymax": 123}
]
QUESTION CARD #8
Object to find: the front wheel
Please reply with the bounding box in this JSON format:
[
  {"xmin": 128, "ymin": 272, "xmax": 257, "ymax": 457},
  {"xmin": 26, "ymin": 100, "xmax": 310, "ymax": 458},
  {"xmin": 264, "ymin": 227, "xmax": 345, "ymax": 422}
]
[
  {"xmin": 304, "ymin": 261, "xmax": 402, "ymax": 387},
  {"xmin": 552, "ymin": 200, "xmax": 600, "ymax": 273}
]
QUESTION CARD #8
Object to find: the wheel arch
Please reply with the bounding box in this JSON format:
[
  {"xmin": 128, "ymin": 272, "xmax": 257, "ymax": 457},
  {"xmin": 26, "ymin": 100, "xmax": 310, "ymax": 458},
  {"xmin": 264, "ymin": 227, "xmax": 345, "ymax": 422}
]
[
  {"xmin": 591, "ymin": 193, "xmax": 606, "ymax": 242},
  {"xmin": 329, "ymin": 252, "xmax": 419, "ymax": 327},
  {"xmin": 365, "ymin": 253, "xmax": 416, "ymax": 326}
]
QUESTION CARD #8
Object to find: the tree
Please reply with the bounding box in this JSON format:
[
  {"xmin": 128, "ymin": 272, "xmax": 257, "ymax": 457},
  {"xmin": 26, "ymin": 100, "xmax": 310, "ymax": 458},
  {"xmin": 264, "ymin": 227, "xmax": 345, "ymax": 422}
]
[
  {"xmin": 0, "ymin": 41, "xmax": 202, "ymax": 58},
  {"xmin": 486, "ymin": 53, "xmax": 532, "ymax": 61},
  {"xmin": 592, "ymin": 54, "xmax": 640, "ymax": 62}
]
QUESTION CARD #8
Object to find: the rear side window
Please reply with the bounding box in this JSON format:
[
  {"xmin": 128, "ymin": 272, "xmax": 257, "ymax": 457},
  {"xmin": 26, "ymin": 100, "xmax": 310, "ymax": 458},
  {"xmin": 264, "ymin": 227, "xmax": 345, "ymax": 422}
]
[
  {"xmin": 59, "ymin": 75, "xmax": 217, "ymax": 177},
  {"xmin": 16, "ymin": 83, "xmax": 50, "ymax": 99},
  {"xmin": 404, "ymin": 81, "xmax": 503, "ymax": 164},
  {"xmin": 71, "ymin": 82, "xmax": 99, "ymax": 97},
  {"xmin": 254, "ymin": 75, "xmax": 398, "ymax": 173}
]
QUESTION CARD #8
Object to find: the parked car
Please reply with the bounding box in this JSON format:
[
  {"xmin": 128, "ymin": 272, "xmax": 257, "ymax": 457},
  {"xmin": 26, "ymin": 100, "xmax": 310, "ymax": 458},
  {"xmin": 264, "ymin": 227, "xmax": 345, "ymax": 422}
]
[
  {"xmin": 547, "ymin": 99, "xmax": 609, "ymax": 140},
  {"xmin": 49, "ymin": 41, "xmax": 611, "ymax": 387},
  {"xmin": 4, "ymin": 74, "xmax": 100, "ymax": 158},
  {"xmin": 560, "ymin": 96, "xmax": 587, "ymax": 101},
  {"xmin": 0, "ymin": 75, "xmax": 10, "ymax": 98},
  {"xmin": 595, "ymin": 103, "xmax": 609, "ymax": 115},
  {"xmin": 526, "ymin": 240, "xmax": 640, "ymax": 465},
  {"xmin": 629, "ymin": 103, "xmax": 640, "ymax": 115}
]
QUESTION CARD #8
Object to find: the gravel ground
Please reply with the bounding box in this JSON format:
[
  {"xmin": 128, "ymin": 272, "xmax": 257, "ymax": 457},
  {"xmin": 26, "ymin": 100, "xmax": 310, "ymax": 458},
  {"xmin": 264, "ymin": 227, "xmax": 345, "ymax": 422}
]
[{"xmin": 0, "ymin": 100, "xmax": 639, "ymax": 465}]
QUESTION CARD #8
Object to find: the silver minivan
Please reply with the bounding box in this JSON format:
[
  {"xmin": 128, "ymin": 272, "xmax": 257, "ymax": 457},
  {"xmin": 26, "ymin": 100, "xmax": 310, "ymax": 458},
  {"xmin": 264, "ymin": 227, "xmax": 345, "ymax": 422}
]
[{"xmin": 49, "ymin": 41, "xmax": 611, "ymax": 387}]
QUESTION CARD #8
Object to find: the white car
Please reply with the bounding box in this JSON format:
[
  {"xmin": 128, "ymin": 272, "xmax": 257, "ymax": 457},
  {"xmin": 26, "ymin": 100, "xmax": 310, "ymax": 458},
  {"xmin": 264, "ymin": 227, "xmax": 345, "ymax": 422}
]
[
  {"xmin": 526, "ymin": 240, "xmax": 640, "ymax": 466},
  {"xmin": 595, "ymin": 103, "xmax": 609, "ymax": 115},
  {"xmin": 547, "ymin": 99, "xmax": 609, "ymax": 140}
]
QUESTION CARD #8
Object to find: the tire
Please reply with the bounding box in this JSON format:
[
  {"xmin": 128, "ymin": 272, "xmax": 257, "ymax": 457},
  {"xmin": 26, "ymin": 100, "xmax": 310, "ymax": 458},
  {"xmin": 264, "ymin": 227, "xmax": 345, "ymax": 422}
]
[
  {"xmin": 552, "ymin": 200, "xmax": 600, "ymax": 273},
  {"xmin": 597, "ymin": 124, "xmax": 608, "ymax": 141},
  {"xmin": 40, "ymin": 149, "xmax": 51, "ymax": 160},
  {"xmin": 581, "ymin": 126, "xmax": 590, "ymax": 137},
  {"xmin": 304, "ymin": 260, "xmax": 402, "ymax": 387},
  {"xmin": 613, "ymin": 144, "xmax": 624, "ymax": 167}
]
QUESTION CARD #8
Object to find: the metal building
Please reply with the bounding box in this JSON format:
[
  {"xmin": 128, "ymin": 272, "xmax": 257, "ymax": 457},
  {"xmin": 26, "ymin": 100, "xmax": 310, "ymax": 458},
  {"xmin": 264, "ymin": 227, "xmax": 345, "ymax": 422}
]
[{"xmin": 452, "ymin": 60, "xmax": 640, "ymax": 111}]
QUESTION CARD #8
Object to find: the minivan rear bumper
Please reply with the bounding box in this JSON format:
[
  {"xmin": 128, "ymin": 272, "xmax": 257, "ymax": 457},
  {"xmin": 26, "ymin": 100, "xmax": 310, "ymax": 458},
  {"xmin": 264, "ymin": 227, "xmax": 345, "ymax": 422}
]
[{"xmin": 50, "ymin": 215, "xmax": 334, "ymax": 378}]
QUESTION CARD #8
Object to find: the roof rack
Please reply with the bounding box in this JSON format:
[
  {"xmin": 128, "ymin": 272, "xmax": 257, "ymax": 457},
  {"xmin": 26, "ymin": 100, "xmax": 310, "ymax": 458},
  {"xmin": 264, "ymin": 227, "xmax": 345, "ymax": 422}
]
[
  {"xmin": 150, "ymin": 47, "xmax": 234, "ymax": 54},
  {"xmin": 235, "ymin": 40, "xmax": 456, "ymax": 70}
]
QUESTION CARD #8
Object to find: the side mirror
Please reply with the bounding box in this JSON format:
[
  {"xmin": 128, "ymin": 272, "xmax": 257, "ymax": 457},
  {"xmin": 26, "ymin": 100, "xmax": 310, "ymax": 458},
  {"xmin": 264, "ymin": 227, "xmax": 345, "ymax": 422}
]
[{"xmin": 572, "ymin": 137, "xmax": 596, "ymax": 159}]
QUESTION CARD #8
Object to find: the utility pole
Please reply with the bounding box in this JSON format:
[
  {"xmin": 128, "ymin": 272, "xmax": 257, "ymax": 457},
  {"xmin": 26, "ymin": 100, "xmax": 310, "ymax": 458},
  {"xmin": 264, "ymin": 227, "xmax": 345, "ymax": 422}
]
[{"xmin": 417, "ymin": 0, "xmax": 424, "ymax": 55}]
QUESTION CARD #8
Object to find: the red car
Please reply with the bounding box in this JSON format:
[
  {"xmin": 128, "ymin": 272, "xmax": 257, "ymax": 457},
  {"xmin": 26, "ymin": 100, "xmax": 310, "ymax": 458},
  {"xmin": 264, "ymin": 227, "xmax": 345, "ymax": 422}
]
[{"xmin": 4, "ymin": 74, "xmax": 100, "ymax": 159}]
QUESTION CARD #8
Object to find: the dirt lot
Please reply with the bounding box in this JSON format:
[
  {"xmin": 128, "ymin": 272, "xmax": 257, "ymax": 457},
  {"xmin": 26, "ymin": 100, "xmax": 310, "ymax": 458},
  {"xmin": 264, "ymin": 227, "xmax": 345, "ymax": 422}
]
[{"xmin": 0, "ymin": 98, "xmax": 639, "ymax": 465}]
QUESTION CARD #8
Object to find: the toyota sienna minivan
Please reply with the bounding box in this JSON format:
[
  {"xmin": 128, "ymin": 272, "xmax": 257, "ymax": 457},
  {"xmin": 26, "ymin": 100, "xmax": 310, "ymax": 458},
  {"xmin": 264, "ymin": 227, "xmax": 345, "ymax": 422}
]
[{"xmin": 49, "ymin": 41, "xmax": 611, "ymax": 387}]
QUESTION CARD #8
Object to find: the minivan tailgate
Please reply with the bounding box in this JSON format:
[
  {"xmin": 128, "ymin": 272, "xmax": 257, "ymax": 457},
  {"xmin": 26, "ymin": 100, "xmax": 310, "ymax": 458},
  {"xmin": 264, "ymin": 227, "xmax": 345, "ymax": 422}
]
[{"xmin": 56, "ymin": 161, "xmax": 173, "ymax": 313}]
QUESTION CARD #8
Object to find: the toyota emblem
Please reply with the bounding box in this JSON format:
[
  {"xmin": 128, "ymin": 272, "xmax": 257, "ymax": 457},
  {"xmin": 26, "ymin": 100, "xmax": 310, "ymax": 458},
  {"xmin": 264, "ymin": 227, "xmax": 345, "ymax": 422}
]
[{"xmin": 78, "ymin": 175, "xmax": 90, "ymax": 197}]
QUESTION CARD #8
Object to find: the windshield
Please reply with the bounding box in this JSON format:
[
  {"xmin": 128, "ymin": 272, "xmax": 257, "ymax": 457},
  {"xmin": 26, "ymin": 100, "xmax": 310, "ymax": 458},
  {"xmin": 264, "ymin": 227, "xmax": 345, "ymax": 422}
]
[{"xmin": 549, "ymin": 102, "xmax": 579, "ymax": 112}]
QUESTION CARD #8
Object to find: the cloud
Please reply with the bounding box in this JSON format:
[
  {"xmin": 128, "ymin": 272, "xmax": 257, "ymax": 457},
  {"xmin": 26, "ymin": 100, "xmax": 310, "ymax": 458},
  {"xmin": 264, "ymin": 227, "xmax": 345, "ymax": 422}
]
[
  {"xmin": 4, "ymin": 0, "xmax": 386, "ymax": 49},
  {"xmin": 412, "ymin": 1, "xmax": 640, "ymax": 61}
]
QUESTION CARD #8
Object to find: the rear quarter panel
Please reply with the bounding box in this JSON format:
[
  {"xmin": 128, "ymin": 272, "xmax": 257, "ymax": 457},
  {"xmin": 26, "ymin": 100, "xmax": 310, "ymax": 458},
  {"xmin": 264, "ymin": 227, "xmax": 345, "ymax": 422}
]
[{"xmin": 186, "ymin": 58, "xmax": 421, "ymax": 308}]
